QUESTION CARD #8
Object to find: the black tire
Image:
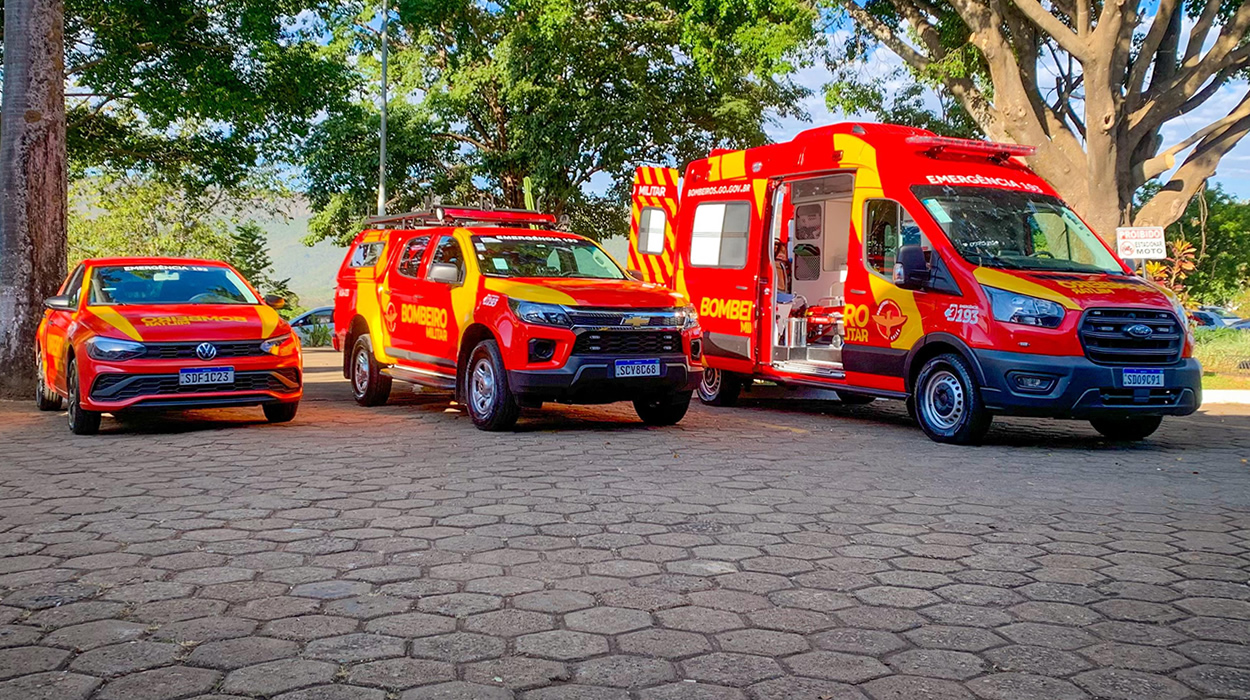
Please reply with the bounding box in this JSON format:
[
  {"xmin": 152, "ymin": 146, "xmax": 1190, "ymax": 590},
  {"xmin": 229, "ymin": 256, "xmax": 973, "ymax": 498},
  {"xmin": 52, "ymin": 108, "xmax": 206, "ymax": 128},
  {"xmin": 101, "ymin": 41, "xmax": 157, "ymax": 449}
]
[
  {"xmin": 1089, "ymin": 415, "xmax": 1163, "ymax": 441},
  {"xmin": 351, "ymin": 335, "xmax": 392, "ymax": 407},
  {"xmin": 66, "ymin": 357, "xmax": 101, "ymax": 436},
  {"xmin": 913, "ymin": 352, "xmax": 992, "ymax": 445},
  {"xmin": 835, "ymin": 390, "xmax": 875, "ymax": 405},
  {"xmin": 635, "ymin": 390, "xmax": 693, "ymax": 426},
  {"xmin": 35, "ymin": 349, "xmax": 63, "ymax": 411},
  {"xmin": 697, "ymin": 367, "xmax": 742, "ymax": 406},
  {"xmin": 465, "ymin": 339, "xmax": 520, "ymax": 431},
  {"xmin": 264, "ymin": 401, "xmax": 299, "ymax": 423}
]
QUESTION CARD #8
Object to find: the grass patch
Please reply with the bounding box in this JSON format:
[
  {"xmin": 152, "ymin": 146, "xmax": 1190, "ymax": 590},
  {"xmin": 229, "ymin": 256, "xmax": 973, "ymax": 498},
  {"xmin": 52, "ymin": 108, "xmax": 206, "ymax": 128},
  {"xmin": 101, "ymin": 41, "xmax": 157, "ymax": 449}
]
[{"xmin": 1194, "ymin": 328, "xmax": 1250, "ymax": 390}]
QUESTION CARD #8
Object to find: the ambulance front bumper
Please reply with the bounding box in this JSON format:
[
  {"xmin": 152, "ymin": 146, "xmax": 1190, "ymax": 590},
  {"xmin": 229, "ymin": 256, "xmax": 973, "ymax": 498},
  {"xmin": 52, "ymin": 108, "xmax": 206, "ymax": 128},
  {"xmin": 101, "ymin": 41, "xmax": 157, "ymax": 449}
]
[
  {"xmin": 973, "ymin": 349, "xmax": 1201, "ymax": 418},
  {"xmin": 508, "ymin": 354, "xmax": 701, "ymax": 404}
]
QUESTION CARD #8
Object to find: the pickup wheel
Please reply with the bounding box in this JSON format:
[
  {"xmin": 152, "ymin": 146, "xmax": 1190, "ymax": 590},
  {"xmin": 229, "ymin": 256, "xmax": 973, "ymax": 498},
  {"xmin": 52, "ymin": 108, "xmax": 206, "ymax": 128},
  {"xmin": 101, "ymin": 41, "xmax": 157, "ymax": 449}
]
[
  {"xmin": 351, "ymin": 335, "xmax": 392, "ymax": 407},
  {"xmin": 66, "ymin": 357, "xmax": 101, "ymax": 436},
  {"xmin": 35, "ymin": 349, "xmax": 63, "ymax": 411},
  {"xmin": 913, "ymin": 353, "xmax": 992, "ymax": 445},
  {"xmin": 1089, "ymin": 415, "xmax": 1162, "ymax": 441},
  {"xmin": 697, "ymin": 367, "xmax": 742, "ymax": 407},
  {"xmin": 263, "ymin": 401, "xmax": 299, "ymax": 423},
  {"xmin": 466, "ymin": 339, "xmax": 520, "ymax": 431},
  {"xmin": 835, "ymin": 390, "xmax": 875, "ymax": 405},
  {"xmin": 635, "ymin": 390, "xmax": 693, "ymax": 426}
]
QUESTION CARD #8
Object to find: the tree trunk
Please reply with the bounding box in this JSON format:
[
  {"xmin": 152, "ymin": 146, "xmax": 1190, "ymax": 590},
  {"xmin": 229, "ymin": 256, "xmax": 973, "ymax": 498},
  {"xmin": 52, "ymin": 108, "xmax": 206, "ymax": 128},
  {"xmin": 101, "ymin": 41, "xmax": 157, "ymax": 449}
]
[{"xmin": 0, "ymin": 0, "xmax": 67, "ymax": 398}]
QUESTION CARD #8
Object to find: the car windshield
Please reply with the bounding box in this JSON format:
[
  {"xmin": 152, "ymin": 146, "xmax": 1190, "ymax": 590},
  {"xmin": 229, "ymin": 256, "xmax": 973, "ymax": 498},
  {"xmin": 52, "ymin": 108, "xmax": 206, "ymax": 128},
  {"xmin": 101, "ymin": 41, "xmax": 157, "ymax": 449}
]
[
  {"xmin": 88, "ymin": 264, "xmax": 259, "ymax": 305},
  {"xmin": 911, "ymin": 185, "xmax": 1125, "ymax": 274},
  {"xmin": 472, "ymin": 234, "xmax": 625, "ymax": 279}
]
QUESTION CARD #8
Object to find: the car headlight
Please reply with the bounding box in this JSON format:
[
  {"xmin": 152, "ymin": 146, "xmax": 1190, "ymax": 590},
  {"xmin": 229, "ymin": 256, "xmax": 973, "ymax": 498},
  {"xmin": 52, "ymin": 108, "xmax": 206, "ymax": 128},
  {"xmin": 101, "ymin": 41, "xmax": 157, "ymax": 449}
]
[
  {"xmin": 675, "ymin": 305, "xmax": 699, "ymax": 329},
  {"xmin": 984, "ymin": 286, "xmax": 1065, "ymax": 328},
  {"xmin": 509, "ymin": 300, "xmax": 572, "ymax": 327},
  {"xmin": 260, "ymin": 334, "xmax": 297, "ymax": 355},
  {"xmin": 88, "ymin": 337, "xmax": 147, "ymax": 361}
]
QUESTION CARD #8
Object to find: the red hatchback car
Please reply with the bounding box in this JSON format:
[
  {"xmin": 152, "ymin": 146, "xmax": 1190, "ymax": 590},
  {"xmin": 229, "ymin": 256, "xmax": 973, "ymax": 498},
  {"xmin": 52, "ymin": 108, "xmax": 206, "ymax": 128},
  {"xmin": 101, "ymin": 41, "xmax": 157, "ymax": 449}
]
[{"xmin": 36, "ymin": 257, "xmax": 303, "ymax": 434}]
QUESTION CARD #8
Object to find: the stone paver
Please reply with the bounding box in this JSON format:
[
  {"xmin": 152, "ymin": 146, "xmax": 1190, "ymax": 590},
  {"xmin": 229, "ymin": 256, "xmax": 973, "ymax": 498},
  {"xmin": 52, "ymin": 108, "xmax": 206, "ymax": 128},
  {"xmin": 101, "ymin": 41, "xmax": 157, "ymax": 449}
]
[{"xmin": 0, "ymin": 351, "xmax": 1248, "ymax": 698}]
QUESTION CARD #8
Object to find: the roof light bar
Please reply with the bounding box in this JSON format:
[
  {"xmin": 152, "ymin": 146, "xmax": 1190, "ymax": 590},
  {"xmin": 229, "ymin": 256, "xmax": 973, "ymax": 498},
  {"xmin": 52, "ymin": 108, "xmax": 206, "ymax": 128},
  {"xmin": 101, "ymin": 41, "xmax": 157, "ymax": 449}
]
[{"xmin": 905, "ymin": 135, "xmax": 1036, "ymax": 159}]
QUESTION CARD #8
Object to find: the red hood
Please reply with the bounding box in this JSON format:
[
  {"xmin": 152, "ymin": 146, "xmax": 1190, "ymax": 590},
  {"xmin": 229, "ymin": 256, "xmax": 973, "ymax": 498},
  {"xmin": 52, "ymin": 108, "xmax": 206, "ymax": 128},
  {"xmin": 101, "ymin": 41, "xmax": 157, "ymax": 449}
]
[
  {"xmin": 82, "ymin": 303, "xmax": 289, "ymax": 343},
  {"xmin": 973, "ymin": 268, "xmax": 1178, "ymax": 313},
  {"xmin": 483, "ymin": 278, "xmax": 688, "ymax": 309}
]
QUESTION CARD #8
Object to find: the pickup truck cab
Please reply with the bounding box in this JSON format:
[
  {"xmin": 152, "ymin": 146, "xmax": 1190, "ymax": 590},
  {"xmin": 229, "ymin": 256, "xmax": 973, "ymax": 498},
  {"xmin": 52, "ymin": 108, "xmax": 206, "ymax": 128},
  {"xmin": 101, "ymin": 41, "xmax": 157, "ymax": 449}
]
[
  {"xmin": 627, "ymin": 123, "xmax": 1201, "ymax": 444},
  {"xmin": 334, "ymin": 207, "xmax": 703, "ymax": 430}
]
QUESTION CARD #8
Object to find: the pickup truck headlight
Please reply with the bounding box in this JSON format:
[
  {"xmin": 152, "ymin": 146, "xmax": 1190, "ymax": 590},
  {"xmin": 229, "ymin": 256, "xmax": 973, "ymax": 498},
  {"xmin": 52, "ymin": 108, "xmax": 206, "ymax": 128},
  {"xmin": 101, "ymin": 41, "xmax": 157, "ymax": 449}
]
[
  {"xmin": 509, "ymin": 300, "xmax": 572, "ymax": 327},
  {"xmin": 984, "ymin": 286, "xmax": 1065, "ymax": 328},
  {"xmin": 88, "ymin": 337, "xmax": 146, "ymax": 361},
  {"xmin": 675, "ymin": 305, "xmax": 699, "ymax": 329}
]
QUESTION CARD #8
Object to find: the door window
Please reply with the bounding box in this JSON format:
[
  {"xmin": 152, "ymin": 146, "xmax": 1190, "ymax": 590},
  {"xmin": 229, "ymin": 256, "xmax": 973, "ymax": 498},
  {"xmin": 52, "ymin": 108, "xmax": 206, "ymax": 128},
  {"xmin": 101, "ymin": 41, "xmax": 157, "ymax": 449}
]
[
  {"xmin": 63, "ymin": 265, "xmax": 86, "ymax": 307},
  {"xmin": 349, "ymin": 241, "xmax": 385, "ymax": 268},
  {"xmin": 429, "ymin": 237, "xmax": 466, "ymax": 284},
  {"xmin": 865, "ymin": 200, "xmax": 925, "ymax": 279},
  {"xmin": 397, "ymin": 235, "xmax": 432, "ymax": 278},
  {"xmin": 690, "ymin": 202, "xmax": 751, "ymax": 268},
  {"xmin": 638, "ymin": 208, "xmax": 667, "ymax": 255}
]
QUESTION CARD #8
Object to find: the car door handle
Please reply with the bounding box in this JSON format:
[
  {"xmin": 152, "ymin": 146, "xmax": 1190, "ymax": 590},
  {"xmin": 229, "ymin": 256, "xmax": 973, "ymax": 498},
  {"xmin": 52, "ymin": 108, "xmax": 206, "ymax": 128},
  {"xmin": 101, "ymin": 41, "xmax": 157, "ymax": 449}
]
[
  {"xmin": 850, "ymin": 289, "xmax": 866, "ymax": 295},
  {"xmin": 735, "ymin": 285, "xmax": 749, "ymax": 291}
]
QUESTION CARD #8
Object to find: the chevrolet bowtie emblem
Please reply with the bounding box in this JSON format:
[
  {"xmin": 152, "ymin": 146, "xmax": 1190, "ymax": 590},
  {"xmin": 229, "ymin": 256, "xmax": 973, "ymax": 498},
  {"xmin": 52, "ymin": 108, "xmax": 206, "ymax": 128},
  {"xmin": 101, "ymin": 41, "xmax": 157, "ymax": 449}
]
[{"xmin": 621, "ymin": 316, "xmax": 650, "ymax": 327}]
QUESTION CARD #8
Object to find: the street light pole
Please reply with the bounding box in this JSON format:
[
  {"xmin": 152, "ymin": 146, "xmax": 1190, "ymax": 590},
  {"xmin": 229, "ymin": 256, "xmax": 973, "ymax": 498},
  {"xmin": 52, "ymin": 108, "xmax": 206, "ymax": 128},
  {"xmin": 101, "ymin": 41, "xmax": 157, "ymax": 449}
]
[{"xmin": 377, "ymin": 4, "xmax": 389, "ymax": 216}]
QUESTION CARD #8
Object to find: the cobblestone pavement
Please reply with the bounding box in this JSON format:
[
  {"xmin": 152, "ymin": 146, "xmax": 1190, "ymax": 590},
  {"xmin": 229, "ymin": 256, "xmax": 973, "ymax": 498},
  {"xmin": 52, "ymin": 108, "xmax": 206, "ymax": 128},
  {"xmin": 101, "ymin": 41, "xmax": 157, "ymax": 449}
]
[{"xmin": 1, "ymin": 350, "xmax": 1249, "ymax": 700}]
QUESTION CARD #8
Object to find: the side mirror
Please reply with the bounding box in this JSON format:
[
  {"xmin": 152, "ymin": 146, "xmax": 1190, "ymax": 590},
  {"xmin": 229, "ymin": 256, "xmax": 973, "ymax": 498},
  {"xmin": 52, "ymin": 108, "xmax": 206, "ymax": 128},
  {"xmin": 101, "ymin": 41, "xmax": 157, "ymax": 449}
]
[
  {"xmin": 627, "ymin": 269, "xmax": 645, "ymax": 281},
  {"xmin": 44, "ymin": 295, "xmax": 74, "ymax": 311},
  {"xmin": 264, "ymin": 294, "xmax": 287, "ymax": 310},
  {"xmin": 893, "ymin": 245, "xmax": 929, "ymax": 290},
  {"xmin": 427, "ymin": 262, "xmax": 460, "ymax": 285}
]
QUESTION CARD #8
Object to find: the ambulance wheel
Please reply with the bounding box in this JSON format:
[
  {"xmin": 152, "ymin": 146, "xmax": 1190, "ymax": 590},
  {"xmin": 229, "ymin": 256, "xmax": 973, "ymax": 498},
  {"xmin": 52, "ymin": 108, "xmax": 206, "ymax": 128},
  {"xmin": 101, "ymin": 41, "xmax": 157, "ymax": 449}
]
[
  {"xmin": 914, "ymin": 353, "xmax": 991, "ymax": 445},
  {"xmin": 264, "ymin": 401, "xmax": 299, "ymax": 423},
  {"xmin": 635, "ymin": 391, "xmax": 692, "ymax": 426},
  {"xmin": 467, "ymin": 339, "xmax": 520, "ymax": 431},
  {"xmin": 1089, "ymin": 415, "xmax": 1162, "ymax": 441},
  {"xmin": 835, "ymin": 391, "xmax": 875, "ymax": 405},
  {"xmin": 66, "ymin": 357, "xmax": 101, "ymax": 436},
  {"xmin": 698, "ymin": 367, "xmax": 741, "ymax": 406},
  {"xmin": 351, "ymin": 335, "xmax": 391, "ymax": 407},
  {"xmin": 35, "ymin": 349, "xmax": 63, "ymax": 411}
]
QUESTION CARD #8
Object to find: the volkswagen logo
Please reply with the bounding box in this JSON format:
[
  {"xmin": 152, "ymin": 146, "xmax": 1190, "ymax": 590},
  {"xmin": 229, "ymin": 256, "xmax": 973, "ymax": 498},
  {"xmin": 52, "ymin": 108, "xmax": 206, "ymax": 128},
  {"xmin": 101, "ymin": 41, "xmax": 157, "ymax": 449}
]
[
  {"xmin": 195, "ymin": 342, "xmax": 219, "ymax": 361},
  {"xmin": 1125, "ymin": 323, "xmax": 1154, "ymax": 339}
]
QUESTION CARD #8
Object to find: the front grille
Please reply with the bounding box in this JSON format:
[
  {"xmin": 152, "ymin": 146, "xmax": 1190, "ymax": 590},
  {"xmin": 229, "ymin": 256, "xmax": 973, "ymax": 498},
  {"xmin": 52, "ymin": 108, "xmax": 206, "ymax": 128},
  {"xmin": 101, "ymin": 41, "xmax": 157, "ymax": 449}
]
[
  {"xmin": 565, "ymin": 308, "xmax": 682, "ymax": 328},
  {"xmin": 572, "ymin": 331, "xmax": 681, "ymax": 355},
  {"xmin": 92, "ymin": 368, "xmax": 300, "ymax": 401},
  {"xmin": 1099, "ymin": 388, "xmax": 1184, "ymax": 406},
  {"xmin": 1080, "ymin": 308, "xmax": 1182, "ymax": 366},
  {"xmin": 141, "ymin": 341, "xmax": 267, "ymax": 359}
]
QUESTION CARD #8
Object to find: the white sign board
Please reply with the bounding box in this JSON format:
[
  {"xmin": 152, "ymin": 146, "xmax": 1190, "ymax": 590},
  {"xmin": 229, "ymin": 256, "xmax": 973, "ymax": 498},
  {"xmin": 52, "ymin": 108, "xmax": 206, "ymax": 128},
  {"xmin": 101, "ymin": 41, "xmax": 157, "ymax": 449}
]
[{"xmin": 1115, "ymin": 226, "xmax": 1166, "ymax": 260}]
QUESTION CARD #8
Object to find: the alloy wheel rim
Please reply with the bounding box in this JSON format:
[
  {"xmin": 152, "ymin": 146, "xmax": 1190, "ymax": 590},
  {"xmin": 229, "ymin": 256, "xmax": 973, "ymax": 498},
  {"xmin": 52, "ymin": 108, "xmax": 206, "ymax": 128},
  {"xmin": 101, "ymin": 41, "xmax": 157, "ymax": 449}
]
[
  {"xmin": 353, "ymin": 348, "xmax": 370, "ymax": 396},
  {"xmin": 922, "ymin": 369, "xmax": 965, "ymax": 431},
  {"xmin": 700, "ymin": 368, "xmax": 721, "ymax": 398},
  {"xmin": 471, "ymin": 358, "xmax": 495, "ymax": 416},
  {"xmin": 67, "ymin": 365, "xmax": 79, "ymax": 425}
]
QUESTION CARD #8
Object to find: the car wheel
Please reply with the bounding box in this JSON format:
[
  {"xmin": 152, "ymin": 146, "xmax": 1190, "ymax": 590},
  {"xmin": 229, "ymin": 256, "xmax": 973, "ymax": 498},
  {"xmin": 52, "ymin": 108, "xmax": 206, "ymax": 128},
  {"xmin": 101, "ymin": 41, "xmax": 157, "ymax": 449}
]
[
  {"xmin": 66, "ymin": 357, "xmax": 101, "ymax": 436},
  {"xmin": 1089, "ymin": 415, "xmax": 1163, "ymax": 441},
  {"xmin": 35, "ymin": 349, "xmax": 63, "ymax": 411},
  {"xmin": 351, "ymin": 335, "xmax": 392, "ymax": 407},
  {"xmin": 913, "ymin": 352, "xmax": 992, "ymax": 445},
  {"xmin": 264, "ymin": 401, "xmax": 299, "ymax": 423},
  {"xmin": 835, "ymin": 390, "xmax": 875, "ymax": 405},
  {"xmin": 466, "ymin": 339, "xmax": 520, "ymax": 431},
  {"xmin": 697, "ymin": 367, "xmax": 742, "ymax": 406},
  {"xmin": 634, "ymin": 390, "xmax": 693, "ymax": 426}
]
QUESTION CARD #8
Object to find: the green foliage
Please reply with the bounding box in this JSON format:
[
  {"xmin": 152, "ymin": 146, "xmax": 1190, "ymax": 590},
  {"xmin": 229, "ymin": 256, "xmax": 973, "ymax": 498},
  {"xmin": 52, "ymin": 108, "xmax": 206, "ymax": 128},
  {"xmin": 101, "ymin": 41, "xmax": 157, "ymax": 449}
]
[
  {"xmin": 1193, "ymin": 327, "xmax": 1250, "ymax": 377},
  {"xmin": 304, "ymin": 323, "xmax": 334, "ymax": 347},
  {"xmin": 1142, "ymin": 184, "xmax": 1250, "ymax": 306},
  {"xmin": 302, "ymin": 0, "xmax": 818, "ymax": 244},
  {"xmin": 229, "ymin": 222, "xmax": 298, "ymax": 313},
  {"xmin": 825, "ymin": 77, "xmax": 981, "ymax": 139}
]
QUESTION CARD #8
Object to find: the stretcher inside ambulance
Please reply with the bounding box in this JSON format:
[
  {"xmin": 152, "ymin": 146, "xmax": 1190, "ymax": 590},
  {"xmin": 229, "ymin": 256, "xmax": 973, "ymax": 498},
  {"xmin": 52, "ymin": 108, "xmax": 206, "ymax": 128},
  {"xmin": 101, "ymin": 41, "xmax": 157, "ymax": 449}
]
[{"xmin": 627, "ymin": 123, "xmax": 1201, "ymax": 444}]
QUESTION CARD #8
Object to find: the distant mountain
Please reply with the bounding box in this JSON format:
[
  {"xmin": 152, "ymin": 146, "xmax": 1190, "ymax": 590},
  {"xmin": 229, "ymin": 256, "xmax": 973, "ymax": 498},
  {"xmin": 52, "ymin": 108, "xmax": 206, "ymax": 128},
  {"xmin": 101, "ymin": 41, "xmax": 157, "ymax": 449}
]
[{"xmin": 259, "ymin": 213, "xmax": 344, "ymax": 309}]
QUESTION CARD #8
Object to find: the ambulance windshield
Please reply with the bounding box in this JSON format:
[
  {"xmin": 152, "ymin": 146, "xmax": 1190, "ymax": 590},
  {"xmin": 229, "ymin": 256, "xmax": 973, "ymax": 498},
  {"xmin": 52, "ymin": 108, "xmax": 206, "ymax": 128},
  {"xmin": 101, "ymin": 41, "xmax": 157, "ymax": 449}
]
[
  {"xmin": 912, "ymin": 185, "xmax": 1124, "ymax": 275},
  {"xmin": 472, "ymin": 234, "xmax": 625, "ymax": 280},
  {"xmin": 89, "ymin": 265, "xmax": 259, "ymax": 305}
]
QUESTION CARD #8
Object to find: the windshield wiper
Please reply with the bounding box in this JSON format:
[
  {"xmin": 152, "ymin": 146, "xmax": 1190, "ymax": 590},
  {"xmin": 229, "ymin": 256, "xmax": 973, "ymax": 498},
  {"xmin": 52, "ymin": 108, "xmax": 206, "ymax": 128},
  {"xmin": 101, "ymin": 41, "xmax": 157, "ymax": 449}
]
[{"xmin": 965, "ymin": 251, "xmax": 1020, "ymax": 269}]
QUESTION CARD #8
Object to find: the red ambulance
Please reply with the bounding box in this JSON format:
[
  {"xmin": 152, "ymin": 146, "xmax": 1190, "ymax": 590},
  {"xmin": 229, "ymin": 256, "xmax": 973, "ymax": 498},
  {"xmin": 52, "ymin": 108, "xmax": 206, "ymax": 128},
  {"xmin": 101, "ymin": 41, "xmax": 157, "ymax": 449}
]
[{"xmin": 627, "ymin": 122, "xmax": 1201, "ymax": 444}]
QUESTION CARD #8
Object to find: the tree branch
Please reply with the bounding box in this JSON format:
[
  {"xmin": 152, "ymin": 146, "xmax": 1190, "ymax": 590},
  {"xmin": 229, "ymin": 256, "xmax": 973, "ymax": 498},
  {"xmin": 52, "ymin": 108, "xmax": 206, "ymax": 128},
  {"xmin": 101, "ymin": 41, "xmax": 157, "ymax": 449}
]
[
  {"xmin": 1005, "ymin": 0, "xmax": 1087, "ymax": 57},
  {"xmin": 1126, "ymin": 0, "xmax": 1179, "ymax": 100},
  {"xmin": 1133, "ymin": 89, "xmax": 1250, "ymax": 187}
]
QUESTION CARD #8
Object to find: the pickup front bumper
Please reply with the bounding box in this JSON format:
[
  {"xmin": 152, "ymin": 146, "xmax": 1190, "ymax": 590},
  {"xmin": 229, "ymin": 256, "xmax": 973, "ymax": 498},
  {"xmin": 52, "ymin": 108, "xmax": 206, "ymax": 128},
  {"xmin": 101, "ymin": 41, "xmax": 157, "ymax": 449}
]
[{"xmin": 508, "ymin": 354, "xmax": 701, "ymax": 404}]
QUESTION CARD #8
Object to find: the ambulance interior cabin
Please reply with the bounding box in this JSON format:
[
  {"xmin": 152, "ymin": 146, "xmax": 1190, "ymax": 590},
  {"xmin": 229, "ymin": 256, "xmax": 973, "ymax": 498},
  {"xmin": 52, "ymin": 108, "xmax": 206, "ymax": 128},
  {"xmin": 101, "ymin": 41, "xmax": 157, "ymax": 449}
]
[{"xmin": 770, "ymin": 173, "xmax": 854, "ymax": 368}]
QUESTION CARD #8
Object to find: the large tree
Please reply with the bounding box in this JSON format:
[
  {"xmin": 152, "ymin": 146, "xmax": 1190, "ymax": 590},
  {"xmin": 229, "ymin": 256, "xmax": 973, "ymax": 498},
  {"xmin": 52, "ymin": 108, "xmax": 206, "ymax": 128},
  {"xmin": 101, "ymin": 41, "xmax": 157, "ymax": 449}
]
[
  {"xmin": 303, "ymin": 0, "xmax": 818, "ymax": 245},
  {"xmin": 825, "ymin": 0, "xmax": 1250, "ymax": 239}
]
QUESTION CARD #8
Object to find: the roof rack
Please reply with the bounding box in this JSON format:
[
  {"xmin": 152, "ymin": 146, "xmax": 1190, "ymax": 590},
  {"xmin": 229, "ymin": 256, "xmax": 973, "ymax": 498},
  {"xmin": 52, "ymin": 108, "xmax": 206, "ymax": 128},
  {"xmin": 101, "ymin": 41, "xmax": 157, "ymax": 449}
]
[{"xmin": 364, "ymin": 206, "xmax": 557, "ymax": 229}]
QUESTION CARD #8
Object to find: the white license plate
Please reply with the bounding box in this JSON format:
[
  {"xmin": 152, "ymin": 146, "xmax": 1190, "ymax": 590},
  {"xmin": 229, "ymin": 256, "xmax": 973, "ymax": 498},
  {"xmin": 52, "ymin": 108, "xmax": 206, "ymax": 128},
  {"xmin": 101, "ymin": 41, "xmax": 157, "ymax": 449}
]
[
  {"xmin": 1122, "ymin": 368, "xmax": 1164, "ymax": 387},
  {"xmin": 615, "ymin": 359, "xmax": 661, "ymax": 378},
  {"xmin": 179, "ymin": 367, "xmax": 234, "ymax": 386}
]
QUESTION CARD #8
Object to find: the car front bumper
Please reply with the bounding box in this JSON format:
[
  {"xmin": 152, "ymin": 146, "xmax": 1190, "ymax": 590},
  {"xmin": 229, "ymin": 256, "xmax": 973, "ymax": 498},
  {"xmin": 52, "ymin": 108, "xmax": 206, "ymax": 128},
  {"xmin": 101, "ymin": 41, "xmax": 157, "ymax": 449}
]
[
  {"xmin": 508, "ymin": 354, "xmax": 701, "ymax": 404},
  {"xmin": 80, "ymin": 355, "xmax": 302, "ymax": 412},
  {"xmin": 974, "ymin": 349, "xmax": 1201, "ymax": 418}
]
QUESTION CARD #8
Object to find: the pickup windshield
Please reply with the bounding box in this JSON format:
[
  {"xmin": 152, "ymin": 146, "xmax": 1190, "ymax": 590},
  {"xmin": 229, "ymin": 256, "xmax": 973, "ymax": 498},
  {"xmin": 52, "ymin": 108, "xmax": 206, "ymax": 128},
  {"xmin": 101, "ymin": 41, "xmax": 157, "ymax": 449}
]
[
  {"xmin": 472, "ymin": 234, "xmax": 625, "ymax": 280},
  {"xmin": 911, "ymin": 185, "xmax": 1125, "ymax": 274},
  {"xmin": 89, "ymin": 264, "xmax": 259, "ymax": 305}
]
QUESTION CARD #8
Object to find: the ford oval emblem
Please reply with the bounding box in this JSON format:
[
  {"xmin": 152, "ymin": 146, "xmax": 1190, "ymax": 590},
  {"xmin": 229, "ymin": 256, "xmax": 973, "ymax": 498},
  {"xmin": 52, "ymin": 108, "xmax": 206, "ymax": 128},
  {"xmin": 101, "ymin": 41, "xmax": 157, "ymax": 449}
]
[
  {"xmin": 1125, "ymin": 323, "xmax": 1153, "ymax": 339},
  {"xmin": 196, "ymin": 342, "xmax": 219, "ymax": 361}
]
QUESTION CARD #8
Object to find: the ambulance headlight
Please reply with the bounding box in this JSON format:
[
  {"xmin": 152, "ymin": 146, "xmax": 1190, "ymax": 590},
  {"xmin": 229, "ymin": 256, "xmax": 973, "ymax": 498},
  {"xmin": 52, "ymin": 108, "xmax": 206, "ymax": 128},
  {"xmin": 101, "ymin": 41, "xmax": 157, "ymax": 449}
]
[
  {"xmin": 675, "ymin": 305, "xmax": 699, "ymax": 329},
  {"xmin": 984, "ymin": 286, "xmax": 1065, "ymax": 328},
  {"xmin": 509, "ymin": 300, "xmax": 572, "ymax": 327},
  {"xmin": 88, "ymin": 337, "xmax": 147, "ymax": 361}
]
